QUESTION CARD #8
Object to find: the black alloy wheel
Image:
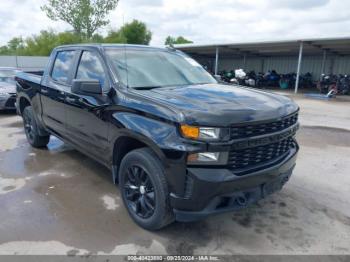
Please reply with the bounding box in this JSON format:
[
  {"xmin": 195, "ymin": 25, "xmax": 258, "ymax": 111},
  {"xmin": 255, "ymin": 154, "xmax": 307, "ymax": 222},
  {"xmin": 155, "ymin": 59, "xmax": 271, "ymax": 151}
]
[
  {"xmin": 124, "ymin": 165, "xmax": 155, "ymax": 219},
  {"xmin": 22, "ymin": 106, "xmax": 50, "ymax": 148},
  {"xmin": 119, "ymin": 148, "xmax": 174, "ymax": 230},
  {"xmin": 23, "ymin": 110, "xmax": 35, "ymax": 142}
]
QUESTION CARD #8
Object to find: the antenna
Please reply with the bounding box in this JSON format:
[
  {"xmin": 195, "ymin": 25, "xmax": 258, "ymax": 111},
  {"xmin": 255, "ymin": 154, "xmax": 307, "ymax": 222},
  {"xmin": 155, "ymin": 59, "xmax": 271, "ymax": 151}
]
[{"xmin": 166, "ymin": 43, "xmax": 176, "ymax": 51}]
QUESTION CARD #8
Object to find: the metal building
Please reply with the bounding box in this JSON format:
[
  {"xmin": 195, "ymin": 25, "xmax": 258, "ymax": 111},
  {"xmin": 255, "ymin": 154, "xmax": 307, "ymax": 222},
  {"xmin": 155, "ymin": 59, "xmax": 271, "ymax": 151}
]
[
  {"xmin": 0, "ymin": 56, "xmax": 48, "ymax": 71},
  {"xmin": 175, "ymin": 37, "xmax": 350, "ymax": 93}
]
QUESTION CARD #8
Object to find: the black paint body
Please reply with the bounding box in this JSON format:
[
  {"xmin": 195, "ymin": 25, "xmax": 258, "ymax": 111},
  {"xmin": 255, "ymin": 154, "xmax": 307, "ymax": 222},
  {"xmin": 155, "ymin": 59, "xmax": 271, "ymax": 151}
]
[{"xmin": 15, "ymin": 44, "xmax": 299, "ymax": 221}]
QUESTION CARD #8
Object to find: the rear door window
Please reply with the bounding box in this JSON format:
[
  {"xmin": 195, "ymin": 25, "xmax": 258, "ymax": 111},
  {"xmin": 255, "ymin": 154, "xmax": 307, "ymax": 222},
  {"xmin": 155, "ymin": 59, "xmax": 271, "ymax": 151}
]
[{"xmin": 51, "ymin": 51, "xmax": 76, "ymax": 83}]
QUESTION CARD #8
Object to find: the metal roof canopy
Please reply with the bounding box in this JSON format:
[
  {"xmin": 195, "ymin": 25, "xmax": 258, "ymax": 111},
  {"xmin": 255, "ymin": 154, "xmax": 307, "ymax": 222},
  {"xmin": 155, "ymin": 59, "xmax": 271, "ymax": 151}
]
[
  {"xmin": 175, "ymin": 37, "xmax": 350, "ymax": 58},
  {"xmin": 175, "ymin": 37, "xmax": 350, "ymax": 93}
]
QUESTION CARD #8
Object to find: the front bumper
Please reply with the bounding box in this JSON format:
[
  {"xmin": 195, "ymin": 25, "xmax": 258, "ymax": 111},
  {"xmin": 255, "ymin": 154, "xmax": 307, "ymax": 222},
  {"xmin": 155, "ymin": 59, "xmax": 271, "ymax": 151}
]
[{"xmin": 170, "ymin": 147, "xmax": 298, "ymax": 222}]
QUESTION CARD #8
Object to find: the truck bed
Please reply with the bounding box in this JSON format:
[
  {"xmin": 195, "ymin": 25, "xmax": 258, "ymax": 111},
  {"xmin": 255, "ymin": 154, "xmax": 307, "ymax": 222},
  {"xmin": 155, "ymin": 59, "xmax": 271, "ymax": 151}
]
[{"xmin": 16, "ymin": 71, "xmax": 43, "ymax": 85}]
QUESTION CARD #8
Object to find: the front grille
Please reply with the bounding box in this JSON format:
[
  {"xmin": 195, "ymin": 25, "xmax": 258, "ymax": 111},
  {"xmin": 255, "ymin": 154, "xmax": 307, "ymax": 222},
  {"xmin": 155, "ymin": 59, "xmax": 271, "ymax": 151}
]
[
  {"xmin": 230, "ymin": 113, "xmax": 298, "ymax": 139},
  {"xmin": 228, "ymin": 137, "xmax": 296, "ymax": 173},
  {"xmin": 5, "ymin": 97, "xmax": 16, "ymax": 108}
]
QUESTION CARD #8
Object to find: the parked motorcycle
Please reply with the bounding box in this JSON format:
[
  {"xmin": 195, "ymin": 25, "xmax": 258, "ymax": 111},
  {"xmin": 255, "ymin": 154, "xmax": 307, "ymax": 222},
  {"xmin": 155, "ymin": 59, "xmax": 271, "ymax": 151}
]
[
  {"xmin": 244, "ymin": 71, "xmax": 257, "ymax": 87},
  {"xmin": 279, "ymin": 73, "xmax": 295, "ymax": 89},
  {"xmin": 336, "ymin": 74, "xmax": 350, "ymax": 95},
  {"xmin": 318, "ymin": 74, "xmax": 337, "ymax": 94},
  {"xmin": 255, "ymin": 72, "xmax": 266, "ymax": 88},
  {"xmin": 230, "ymin": 69, "xmax": 246, "ymax": 85},
  {"xmin": 264, "ymin": 70, "xmax": 280, "ymax": 87},
  {"xmin": 219, "ymin": 70, "xmax": 235, "ymax": 83}
]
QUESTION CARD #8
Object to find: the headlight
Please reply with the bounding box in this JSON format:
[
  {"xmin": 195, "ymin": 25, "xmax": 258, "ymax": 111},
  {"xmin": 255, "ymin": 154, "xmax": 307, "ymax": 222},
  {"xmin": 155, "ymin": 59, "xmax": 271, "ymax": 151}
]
[{"xmin": 180, "ymin": 125, "xmax": 221, "ymax": 141}]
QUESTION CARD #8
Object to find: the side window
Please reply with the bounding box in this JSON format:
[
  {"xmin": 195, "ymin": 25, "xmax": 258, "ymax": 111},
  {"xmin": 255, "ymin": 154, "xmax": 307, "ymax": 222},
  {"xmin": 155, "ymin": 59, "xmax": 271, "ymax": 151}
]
[
  {"xmin": 76, "ymin": 51, "xmax": 108, "ymax": 92},
  {"xmin": 51, "ymin": 51, "xmax": 76, "ymax": 83}
]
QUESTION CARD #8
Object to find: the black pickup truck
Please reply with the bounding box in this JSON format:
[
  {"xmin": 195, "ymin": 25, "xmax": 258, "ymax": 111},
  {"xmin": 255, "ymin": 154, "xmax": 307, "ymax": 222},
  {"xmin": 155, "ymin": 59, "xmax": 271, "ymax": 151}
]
[{"xmin": 16, "ymin": 44, "xmax": 299, "ymax": 230}]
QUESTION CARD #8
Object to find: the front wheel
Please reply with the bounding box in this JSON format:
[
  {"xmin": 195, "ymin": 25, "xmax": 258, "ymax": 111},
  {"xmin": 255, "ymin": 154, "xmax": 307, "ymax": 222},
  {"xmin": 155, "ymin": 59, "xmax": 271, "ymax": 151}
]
[
  {"xmin": 119, "ymin": 148, "xmax": 174, "ymax": 230},
  {"xmin": 22, "ymin": 106, "xmax": 50, "ymax": 148}
]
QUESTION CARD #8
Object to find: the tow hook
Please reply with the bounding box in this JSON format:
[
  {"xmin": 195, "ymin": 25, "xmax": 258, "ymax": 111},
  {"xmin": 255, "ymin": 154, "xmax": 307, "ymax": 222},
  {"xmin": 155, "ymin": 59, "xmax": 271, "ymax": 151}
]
[
  {"xmin": 281, "ymin": 176, "xmax": 289, "ymax": 186},
  {"xmin": 235, "ymin": 195, "xmax": 248, "ymax": 206}
]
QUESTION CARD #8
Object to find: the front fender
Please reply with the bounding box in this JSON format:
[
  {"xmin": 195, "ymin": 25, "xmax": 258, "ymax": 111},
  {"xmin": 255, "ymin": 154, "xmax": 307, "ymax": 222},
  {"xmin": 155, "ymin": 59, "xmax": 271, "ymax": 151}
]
[
  {"xmin": 109, "ymin": 112, "xmax": 206, "ymax": 196},
  {"xmin": 110, "ymin": 112, "xmax": 205, "ymax": 156}
]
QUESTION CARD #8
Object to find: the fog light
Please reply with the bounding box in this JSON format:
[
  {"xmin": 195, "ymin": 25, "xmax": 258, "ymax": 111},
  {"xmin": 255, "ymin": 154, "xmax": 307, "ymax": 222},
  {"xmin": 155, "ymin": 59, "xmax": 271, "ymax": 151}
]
[
  {"xmin": 187, "ymin": 152, "xmax": 229, "ymax": 166},
  {"xmin": 187, "ymin": 152, "xmax": 220, "ymax": 163}
]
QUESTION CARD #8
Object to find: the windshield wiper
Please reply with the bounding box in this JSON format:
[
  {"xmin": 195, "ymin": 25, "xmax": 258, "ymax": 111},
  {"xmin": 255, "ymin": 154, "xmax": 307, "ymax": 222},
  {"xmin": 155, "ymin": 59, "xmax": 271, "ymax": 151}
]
[
  {"xmin": 132, "ymin": 83, "xmax": 211, "ymax": 90},
  {"xmin": 132, "ymin": 86, "xmax": 163, "ymax": 90}
]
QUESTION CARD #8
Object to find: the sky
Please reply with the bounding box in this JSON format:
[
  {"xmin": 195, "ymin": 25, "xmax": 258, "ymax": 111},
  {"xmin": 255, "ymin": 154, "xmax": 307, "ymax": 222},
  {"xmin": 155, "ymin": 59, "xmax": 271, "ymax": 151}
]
[{"xmin": 1, "ymin": 0, "xmax": 350, "ymax": 47}]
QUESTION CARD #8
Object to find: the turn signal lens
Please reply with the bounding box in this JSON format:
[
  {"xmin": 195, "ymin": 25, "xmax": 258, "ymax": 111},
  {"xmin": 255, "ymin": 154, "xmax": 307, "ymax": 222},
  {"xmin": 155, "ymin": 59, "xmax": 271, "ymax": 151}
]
[{"xmin": 180, "ymin": 125, "xmax": 199, "ymax": 139}]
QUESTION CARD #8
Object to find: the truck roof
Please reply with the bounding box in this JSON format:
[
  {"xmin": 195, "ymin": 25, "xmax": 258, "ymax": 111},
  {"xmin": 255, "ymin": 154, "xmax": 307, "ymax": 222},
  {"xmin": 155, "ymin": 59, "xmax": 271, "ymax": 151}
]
[{"xmin": 54, "ymin": 43, "xmax": 170, "ymax": 52}]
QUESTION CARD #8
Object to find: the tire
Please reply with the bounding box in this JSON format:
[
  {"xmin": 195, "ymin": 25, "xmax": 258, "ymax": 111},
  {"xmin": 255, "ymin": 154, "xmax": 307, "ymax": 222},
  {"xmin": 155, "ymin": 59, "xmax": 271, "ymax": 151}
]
[
  {"xmin": 22, "ymin": 106, "xmax": 50, "ymax": 148},
  {"xmin": 119, "ymin": 148, "xmax": 174, "ymax": 230}
]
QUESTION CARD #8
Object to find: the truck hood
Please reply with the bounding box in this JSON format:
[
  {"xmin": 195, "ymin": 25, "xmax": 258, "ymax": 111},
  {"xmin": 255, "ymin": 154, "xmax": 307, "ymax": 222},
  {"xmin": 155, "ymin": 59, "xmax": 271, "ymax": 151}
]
[
  {"xmin": 0, "ymin": 82, "xmax": 16, "ymax": 94},
  {"xmin": 137, "ymin": 83, "xmax": 299, "ymax": 126}
]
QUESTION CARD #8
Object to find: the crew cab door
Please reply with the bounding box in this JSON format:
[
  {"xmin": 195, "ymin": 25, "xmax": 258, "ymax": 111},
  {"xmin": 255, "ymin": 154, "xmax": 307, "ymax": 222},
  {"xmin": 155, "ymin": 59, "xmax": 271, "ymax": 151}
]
[
  {"xmin": 40, "ymin": 50, "xmax": 78, "ymax": 137},
  {"xmin": 64, "ymin": 50, "xmax": 110, "ymax": 161}
]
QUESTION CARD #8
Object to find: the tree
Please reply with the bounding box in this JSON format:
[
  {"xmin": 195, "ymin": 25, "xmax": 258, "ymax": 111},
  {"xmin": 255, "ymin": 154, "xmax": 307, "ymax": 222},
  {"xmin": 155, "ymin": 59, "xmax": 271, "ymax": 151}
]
[
  {"xmin": 0, "ymin": 19, "xmax": 151, "ymax": 56},
  {"xmin": 165, "ymin": 36, "xmax": 193, "ymax": 45},
  {"xmin": 41, "ymin": 0, "xmax": 119, "ymax": 39},
  {"xmin": 8, "ymin": 37, "xmax": 25, "ymax": 53},
  {"xmin": 21, "ymin": 30, "xmax": 82, "ymax": 56},
  {"xmin": 23, "ymin": 30, "xmax": 58, "ymax": 56},
  {"xmin": 104, "ymin": 30, "xmax": 126, "ymax": 44},
  {"xmin": 119, "ymin": 20, "xmax": 152, "ymax": 45},
  {"xmin": 0, "ymin": 37, "xmax": 26, "ymax": 55}
]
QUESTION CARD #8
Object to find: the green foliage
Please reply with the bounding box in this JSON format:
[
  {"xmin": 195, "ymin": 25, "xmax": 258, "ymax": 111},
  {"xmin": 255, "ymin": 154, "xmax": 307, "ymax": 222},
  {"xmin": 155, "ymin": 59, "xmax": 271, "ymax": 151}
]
[
  {"xmin": 104, "ymin": 30, "xmax": 127, "ymax": 44},
  {"xmin": 165, "ymin": 36, "xmax": 193, "ymax": 45},
  {"xmin": 41, "ymin": 0, "xmax": 119, "ymax": 39},
  {"xmin": 0, "ymin": 37, "xmax": 25, "ymax": 55},
  {"xmin": 23, "ymin": 30, "xmax": 84, "ymax": 56},
  {"xmin": 0, "ymin": 30, "xmax": 85, "ymax": 56},
  {"xmin": 119, "ymin": 20, "xmax": 152, "ymax": 45},
  {"xmin": 104, "ymin": 20, "xmax": 152, "ymax": 45},
  {"xmin": 0, "ymin": 20, "xmax": 153, "ymax": 56}
]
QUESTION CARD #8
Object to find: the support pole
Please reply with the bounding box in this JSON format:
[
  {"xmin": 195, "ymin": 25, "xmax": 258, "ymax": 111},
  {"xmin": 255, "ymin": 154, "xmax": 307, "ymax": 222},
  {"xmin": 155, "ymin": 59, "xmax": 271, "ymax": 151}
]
[
  {"xmin": 214, "ymin": 46, "xmax": 219, "ymax": 75},
  {"xmin": 295, "ymin": 41, "xmax": 303, "ymax": 94},
  {"xmin": 15, "ymin": 48, "xmax": 18, "ymax": 68},
  {"xmin": 243, "ymin": 53, "xmax": 247, "ymax": 70},
  {"xmin": 330, "ymin": 57, "xmax": 335, "ymax": 75},
  {"xmin": 320, "ymin": 49, "xmax": 327, "ymax": 79}
]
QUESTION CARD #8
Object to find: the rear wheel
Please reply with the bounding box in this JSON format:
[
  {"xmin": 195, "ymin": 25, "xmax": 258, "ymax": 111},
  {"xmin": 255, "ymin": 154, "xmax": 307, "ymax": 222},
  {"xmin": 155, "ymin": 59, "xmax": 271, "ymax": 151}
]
[
  {"xmin": 22, "ymin": 106, "xmax": 50, "ymax": 148},
  {"xmin": 119, "ymin": 148, "xmax": 174, "ymax": 230}
]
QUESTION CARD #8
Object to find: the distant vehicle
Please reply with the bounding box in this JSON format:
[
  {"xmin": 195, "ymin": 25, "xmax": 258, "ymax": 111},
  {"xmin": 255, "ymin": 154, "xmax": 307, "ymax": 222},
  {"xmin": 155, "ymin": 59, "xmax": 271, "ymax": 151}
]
[
  {"xmin": 0, "ymin": 67, "xmax": 20, "ymax": 84},
  {"xmin": 0, "ymin": 67, "xmax": 19, "ymax": 110},
  {"xmin": 16, "ymin": 44, "xmax": 299, "ymax": 230}
]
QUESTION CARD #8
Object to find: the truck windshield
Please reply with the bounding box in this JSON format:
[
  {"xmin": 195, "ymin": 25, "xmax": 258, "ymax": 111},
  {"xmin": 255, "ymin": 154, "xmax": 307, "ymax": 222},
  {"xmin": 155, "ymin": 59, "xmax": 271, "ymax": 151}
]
[{"xmin": 105, "ymin": 48, "xmax": 216, "ymax": 89}]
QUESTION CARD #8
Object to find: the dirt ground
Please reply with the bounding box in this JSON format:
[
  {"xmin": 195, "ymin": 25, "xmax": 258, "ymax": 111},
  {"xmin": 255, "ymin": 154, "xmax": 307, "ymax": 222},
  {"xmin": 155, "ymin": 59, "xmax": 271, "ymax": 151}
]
[{"xmin": 0, "ymin": 92, "xmax": 349, "ymax": 256}]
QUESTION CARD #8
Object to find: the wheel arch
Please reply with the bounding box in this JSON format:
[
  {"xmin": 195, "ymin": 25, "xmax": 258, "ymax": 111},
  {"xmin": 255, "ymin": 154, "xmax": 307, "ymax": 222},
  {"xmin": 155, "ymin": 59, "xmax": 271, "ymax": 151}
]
[
  {"xmin": 111, "ymin": 133, "xmax": 167, "ymax": 184},
  {"xmin": 19, "ymin": 96, "xmax": 31, "ymax": 114}
]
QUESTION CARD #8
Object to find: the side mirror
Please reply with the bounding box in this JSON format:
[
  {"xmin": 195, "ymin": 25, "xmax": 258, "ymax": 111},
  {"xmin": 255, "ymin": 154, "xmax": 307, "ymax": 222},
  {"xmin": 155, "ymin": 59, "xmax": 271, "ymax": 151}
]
[
  {"xmin": 214, "ymin": 75, "xmax": 222, "ymax": 82},
  {"xmin": 72, "ymin": 79, "xmax": 102, "ymax": 95}
]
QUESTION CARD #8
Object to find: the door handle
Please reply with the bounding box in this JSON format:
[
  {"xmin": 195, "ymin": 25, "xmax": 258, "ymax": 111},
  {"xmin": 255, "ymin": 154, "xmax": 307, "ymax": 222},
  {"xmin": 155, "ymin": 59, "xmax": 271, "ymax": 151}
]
[
  {"xmin": 41, "ymin": 89, "xmax": 48, "ymax": 94},
  {"xmin": 65, "ymin": 97, "xmax": 76, "ymax": 103}
]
